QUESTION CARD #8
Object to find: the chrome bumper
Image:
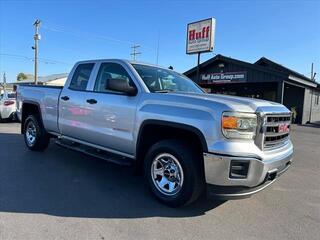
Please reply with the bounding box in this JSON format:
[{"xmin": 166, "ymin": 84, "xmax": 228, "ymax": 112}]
[{"xmin": 203, "ymin": 144, "xmax": 293, "ymax": 198}]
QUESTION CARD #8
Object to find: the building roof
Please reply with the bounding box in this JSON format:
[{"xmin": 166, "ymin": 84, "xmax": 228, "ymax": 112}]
[
  {"xmin": 184, "ymin": 54, "xmax": 317, "ymax": 85},
  {"xmin": 254, "ymin": 57, "xmax": 313, "ymax": 82},
  {"xmin": 14, "ymin": 73, "xmax": 68, "ymax": 84},
  {"xmin": 184, "ymin": 54, "xmax": 287, "ymax": 78},
  {"xmin": 38, "ymin": 73, "xmax": 68, "ymax": 83}
]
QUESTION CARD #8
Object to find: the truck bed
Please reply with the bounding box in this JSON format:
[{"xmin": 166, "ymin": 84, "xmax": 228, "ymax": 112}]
[{"xmin": 17, "ymin": 84, "xmax": 63, "ymax": 133}]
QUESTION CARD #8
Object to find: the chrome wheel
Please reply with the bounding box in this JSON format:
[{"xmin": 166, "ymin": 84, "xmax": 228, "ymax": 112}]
[
  {"xmin": 151, "ymin": 153, "xmax": 184, "ymax": 196},
  {"xmin": 26, "ymin": 121, "xmax": 37, "ymax": 146}
]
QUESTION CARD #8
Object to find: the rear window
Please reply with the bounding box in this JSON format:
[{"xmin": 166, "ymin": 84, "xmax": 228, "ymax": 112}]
[{"xmin": 69, "ymin": 63, "xmax": 94, "ymax": 91}]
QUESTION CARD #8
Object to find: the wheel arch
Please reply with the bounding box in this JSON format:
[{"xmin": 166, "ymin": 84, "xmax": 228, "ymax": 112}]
[
  {"xmin": 21, "ymin": 101, "xmax": 43, "ymax": 134},
  {"xmin": 135, "ymin": 120, "xmax": 208, "ymax": 171}
]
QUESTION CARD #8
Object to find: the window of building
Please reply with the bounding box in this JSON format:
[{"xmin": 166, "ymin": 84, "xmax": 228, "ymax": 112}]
[
  {"xmin": 94, "ymin": 63, "xmax": 133, "ymax": 93},
  {"xmin": 316, "ymin": 93, "xmax": 319, "ymax": 105},
  {"xmin": 69, "ymin": 63, "xmax": 94, "ymax": 91}
]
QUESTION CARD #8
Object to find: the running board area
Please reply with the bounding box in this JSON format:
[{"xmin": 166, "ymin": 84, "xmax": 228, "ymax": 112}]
[{"xmin": 55, "ymin": 139, "xmax": 134, "ymax": 166}]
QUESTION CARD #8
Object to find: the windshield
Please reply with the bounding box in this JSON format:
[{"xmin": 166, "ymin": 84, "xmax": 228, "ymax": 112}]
[
  {"xmin": 1, "ymin": 92, "xmax": 15, "ymax": 99},
  {"xmin": 132, "ymin": 64, "xmax": 204, "ymax": 94},
  {"xmin": 7, "ymin": 93, "xmax": 16, "ymax": 99}
]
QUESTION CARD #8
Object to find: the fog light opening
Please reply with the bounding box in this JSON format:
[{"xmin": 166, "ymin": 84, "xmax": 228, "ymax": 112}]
[
  {"xmin": 229, "ymin": 160, "xmax": 250, "ymax": 179},
  {"xmin": 267, "ymin": 171, "xmax": 277, "ymax": 181}
]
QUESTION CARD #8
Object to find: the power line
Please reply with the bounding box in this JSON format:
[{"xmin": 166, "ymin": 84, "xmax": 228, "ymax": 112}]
[
  {"xmin": 0, "ymin": 53, "xmax": 72, "ymax": 65},
  {"xmin": 42, "ymin": 22, "xmax": 158, "ymax": 57},
  {"xmin": 42, "ymin": 24, "xmax": 134, "ymax": 45}
]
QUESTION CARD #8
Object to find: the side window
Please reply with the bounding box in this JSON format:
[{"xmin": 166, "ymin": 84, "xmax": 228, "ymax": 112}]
[
  {"xmin": 94, "ymin": 63, "xmax": 133, "ymax": 93},
  {"xmin": 69, "ymin": 63, "xmax": 94, "ymax": 91}
]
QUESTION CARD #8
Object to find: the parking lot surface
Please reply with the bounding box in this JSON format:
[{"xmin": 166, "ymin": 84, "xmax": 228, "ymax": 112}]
[{"xmin": 0, "ymin": 123, "xmax": 319, "ymax": 240}]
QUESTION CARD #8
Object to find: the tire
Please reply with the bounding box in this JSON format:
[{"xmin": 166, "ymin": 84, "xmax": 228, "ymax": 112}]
[
  {"xmin": 24, "ymin": 115, "xmax": 50, "ymax": 151},
  {"xmin": 144, "ymin": 139, "xmax": 205, "ymax": 207}
]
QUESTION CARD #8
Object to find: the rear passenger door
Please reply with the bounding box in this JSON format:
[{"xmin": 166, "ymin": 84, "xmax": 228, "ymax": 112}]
[{"xmin": 58, "ymin": 63, "xmax": 96, "ymax": 141}]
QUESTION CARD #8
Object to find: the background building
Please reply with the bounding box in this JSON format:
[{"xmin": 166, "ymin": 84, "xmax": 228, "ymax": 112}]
[
  {"xmin": 14, "ymin": 73, "xmax": 68, "ymax": 86},
  {"xmin": 185, "ymin": 54, "xmax": 320, "ymax": 124},
  {"xmin": 1, "ymin": 73, "xmax": 68, "ymax": 96}
]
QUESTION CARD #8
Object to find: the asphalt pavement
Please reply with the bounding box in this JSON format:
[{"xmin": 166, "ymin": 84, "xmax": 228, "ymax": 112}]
[{"xmin": 0, "ymin": 123, "xmax": 319, "ymax": 240}]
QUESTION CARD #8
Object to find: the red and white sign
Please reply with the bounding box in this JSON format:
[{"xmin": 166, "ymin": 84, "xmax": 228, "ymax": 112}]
[
  {"xmin": 186, "ymin": 18, "xmax": 216, "ymax": 54},
  {"xmin": 278, "ymin": 123, "xmax": 290, "ymax": 133}
]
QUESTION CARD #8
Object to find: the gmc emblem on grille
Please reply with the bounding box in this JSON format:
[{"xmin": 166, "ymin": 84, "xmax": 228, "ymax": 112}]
[{"xmin": 278, "ymin": 123, "xmax": 290, "ymax": 133}]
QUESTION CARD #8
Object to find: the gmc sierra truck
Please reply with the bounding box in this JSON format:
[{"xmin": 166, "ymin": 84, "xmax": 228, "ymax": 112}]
[{"xmin": 16, "ymin": 59, "xmax": 293, "ymax": 207}]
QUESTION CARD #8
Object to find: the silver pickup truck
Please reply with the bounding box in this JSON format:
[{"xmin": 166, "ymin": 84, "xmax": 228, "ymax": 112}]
[{"xmin": 17, "ymin": 59, "xmax": 293, "ymax": 207}]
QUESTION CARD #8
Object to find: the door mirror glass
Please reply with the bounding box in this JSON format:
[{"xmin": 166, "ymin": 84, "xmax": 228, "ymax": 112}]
[{"xmin": 106, "ymin": 78, "xmax": 137, "ymax": 96}]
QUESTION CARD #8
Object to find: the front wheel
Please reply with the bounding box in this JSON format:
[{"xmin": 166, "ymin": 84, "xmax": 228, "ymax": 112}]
[
  {"xmin": 24, "ymin": 115, "xmax": 50, "ymax": 151},
  {"xmin": 144, "ymin": 139, "xmax": 205, "ymax": 207}
]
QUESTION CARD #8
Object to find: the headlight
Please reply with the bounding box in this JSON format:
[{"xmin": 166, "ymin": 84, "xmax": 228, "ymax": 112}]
[{"xmin": 222, "ymin": 112, "xmax": 257, "ymax": 139}]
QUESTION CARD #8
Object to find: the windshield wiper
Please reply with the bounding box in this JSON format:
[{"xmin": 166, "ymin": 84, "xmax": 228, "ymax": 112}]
[{"xmin": 154, "ymin": 89, "xmax": 175, "ymax": 93}]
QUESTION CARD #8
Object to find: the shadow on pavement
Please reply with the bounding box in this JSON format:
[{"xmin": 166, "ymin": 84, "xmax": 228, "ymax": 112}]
[
  {"xmin": 0, "ymin": 132, "xmax": 224, "ymax": 219},
  {"xmin": 298, "ymin": 122, "xmax": 320, "ymax": 128}
]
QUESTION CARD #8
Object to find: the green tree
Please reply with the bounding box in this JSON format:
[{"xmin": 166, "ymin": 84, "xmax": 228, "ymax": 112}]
[{"xmin": 17, "ymin": 72, "xmax": 28, "ymax": 81}]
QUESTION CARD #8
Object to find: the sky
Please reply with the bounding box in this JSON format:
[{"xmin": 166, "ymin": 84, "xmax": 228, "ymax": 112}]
[{"xmin": 0, "ymin": 0, "xmax": 319, "ymax": 83}]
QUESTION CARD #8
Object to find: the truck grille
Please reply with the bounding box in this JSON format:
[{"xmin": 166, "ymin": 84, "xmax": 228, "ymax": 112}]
[{"xmin": 263, "ymin": 114, "xmax": 291, "ymax": 149}]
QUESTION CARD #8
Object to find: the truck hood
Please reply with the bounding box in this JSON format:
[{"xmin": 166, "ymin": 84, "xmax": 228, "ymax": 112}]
[{"xmin": 165, "ymin": 92, "xmax": 290, "ymax": 113}]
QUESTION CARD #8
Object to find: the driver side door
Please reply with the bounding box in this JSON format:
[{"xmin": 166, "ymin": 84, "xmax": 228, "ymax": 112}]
[{"xmin": 83, "ymin": 62, "xmax": 140, "ymax": 156}]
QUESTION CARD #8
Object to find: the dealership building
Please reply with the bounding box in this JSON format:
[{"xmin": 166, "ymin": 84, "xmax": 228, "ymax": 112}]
[{"xmin": 184, "ymin": 54, "xmax": 320, "ymax": 124}]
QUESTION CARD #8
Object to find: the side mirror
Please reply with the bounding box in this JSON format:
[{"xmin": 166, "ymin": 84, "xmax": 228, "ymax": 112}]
[{"xmin": 106, "ymin": 78, "xmax": 137, "ymax": 96}]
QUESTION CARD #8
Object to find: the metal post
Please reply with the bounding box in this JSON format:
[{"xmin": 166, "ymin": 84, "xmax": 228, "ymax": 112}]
[
  {"xmin": 280, "ymin": 81, "xmax": 284, "ymax": 104},
  {"xmin": 33, "ymin": 20, "xmax": 41, "ymax": 85},
  {"xmin": 3, "ymin": 72, "xmax": 6, "ymax": 92},
  {"xmin": 196, "ymin": 53, "xmax": 201, "ymax": 83},
  {"xmin": 309, "ymin": 89, "xmax": 313, "ymax": 123}
]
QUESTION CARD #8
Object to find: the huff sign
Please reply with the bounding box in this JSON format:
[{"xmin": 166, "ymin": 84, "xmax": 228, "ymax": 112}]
[{"xmin": 186, "ymin": 18, "xmax": 216, "ymax": 54}]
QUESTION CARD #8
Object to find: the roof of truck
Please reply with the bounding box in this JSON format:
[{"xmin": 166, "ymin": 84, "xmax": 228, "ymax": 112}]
[{"xmin": 75, "ymin": 59, "xmax": 172, "ymax": 70}]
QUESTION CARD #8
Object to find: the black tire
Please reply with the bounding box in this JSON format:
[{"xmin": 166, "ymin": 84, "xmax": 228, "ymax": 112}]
[
  {"xmin": 144, "ymin": 139, "xmax": 205, "ymax": 207},
  {"xmin": 24, "ymin": 115, "xmax": 50, "ymax": 151}
]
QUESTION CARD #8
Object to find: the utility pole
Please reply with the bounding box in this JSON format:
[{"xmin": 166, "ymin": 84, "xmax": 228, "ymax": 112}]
[
  {"xmin": 130, "ymin": 44, "xmax": 141, "ymax": 61},
  {"xmin": 33, "ymin": 19, "xmax": 41, "ymax": 84},
  {"xmin": 311, "ymin": 62, "xmax": 316, "ymax": 81},
  {"xmin": 3, "ymin": 72, "xmax": 6, "ymax": 92},
  {"xmin": 156, "ymin": 32, "xmax": 160, "ymax": 65}
]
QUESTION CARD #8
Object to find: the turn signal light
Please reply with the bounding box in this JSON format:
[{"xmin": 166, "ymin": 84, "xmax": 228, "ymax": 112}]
[{"xmin": 222, "ymin": 116, "xmax": 237, "ymax": 129}]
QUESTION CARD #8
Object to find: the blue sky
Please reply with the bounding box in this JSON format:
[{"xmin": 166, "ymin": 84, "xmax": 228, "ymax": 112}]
[{"xmin": 0, "ymin": 0, "xmax": 319, "ymax": 83}]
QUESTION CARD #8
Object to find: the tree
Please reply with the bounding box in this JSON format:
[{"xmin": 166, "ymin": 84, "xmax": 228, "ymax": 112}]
[{"xmin": 17, "ymin": 72, "xmax": 28, "ymax": 81}]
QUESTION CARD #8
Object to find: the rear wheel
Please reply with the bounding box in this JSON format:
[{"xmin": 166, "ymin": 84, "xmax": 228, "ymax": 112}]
[
  {"xmin": 24, "ymin": 115, "xmax": 50, "ymax": 151},
  {"xmin": 144, "ymin": 139, "xmax": 205, "ymax": 207}
]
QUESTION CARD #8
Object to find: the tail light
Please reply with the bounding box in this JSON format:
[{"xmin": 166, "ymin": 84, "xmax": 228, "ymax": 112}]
[{"xmin": 4, "ymin": 100, "xmax": 15, "ymax": 106}]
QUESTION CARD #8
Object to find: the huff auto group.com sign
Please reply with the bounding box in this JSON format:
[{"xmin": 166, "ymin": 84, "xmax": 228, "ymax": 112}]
[{"xmin": 186, "ymin": 18, "xmax": 216, "ymax": 54}]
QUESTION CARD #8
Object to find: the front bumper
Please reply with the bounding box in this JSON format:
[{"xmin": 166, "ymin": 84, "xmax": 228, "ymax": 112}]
[{"xmin": 204, "ymin": 142, "xmax": 293, "ymax": 199}]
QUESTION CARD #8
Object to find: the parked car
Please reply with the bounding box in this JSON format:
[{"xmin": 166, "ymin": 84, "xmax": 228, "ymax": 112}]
[
  {"xmin": 16, "ymin": 59, "xmax": 293, "ymax": 207},
  {"xmin": 0, "ymin": 91, "xmax": 17, "ymax": 122}
]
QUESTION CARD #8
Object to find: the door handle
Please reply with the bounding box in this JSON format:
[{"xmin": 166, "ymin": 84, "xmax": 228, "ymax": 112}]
[
  {"xmin": 86, "ymin": 99, "xmax": 97, "ymax": 104},
  {"xmin": 61, "ymin": 96, "xmax": 70, "ymax": 101}
]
